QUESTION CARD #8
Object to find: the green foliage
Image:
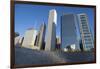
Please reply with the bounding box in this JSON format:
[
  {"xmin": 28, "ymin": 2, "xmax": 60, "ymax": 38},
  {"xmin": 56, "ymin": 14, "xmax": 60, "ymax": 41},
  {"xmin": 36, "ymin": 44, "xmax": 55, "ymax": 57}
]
[{"xmin": 15, "ymin": 32, "xmax": 20, "ymax": 37}]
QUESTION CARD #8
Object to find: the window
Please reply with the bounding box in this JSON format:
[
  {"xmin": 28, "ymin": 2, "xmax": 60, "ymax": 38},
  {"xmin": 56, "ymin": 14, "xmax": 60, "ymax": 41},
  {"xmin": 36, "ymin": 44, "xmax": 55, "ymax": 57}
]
[
  {"xmin": 84, "ymin": 35, "xmax": 90, "ymax": 38},
  {"xmin": 83, "ymin": 29, "xmax": 89, "ymax": 32}
]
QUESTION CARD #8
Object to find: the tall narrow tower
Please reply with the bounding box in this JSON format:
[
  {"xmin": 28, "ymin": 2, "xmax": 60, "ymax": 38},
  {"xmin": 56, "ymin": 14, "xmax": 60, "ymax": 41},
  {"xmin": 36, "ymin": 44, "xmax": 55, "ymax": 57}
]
[
  {"xmin": 77, "ymin": 13, "xmax": 94, "ymax": 51},
  {"xmin": 45, "ymin": 9, "xmax": 57, "ymax": 51},
  {"xmin": 37, "ymin": 23, "xmax": 46, "ymax": 50}
]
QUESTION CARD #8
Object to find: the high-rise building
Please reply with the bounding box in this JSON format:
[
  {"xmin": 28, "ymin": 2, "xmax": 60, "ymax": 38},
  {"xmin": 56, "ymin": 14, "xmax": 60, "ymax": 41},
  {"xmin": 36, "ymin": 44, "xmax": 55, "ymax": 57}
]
[
  {"xmin": 61, "ymin": 14, "xmax": 80, "ymax": 51},
  {"xmin": 45, "ymin": 9, "xmax": 57, "ymax": 51},
  {"xmin": 37, "ymin": 23, "xmax": 46, "ymax": 50},
  {"xmin": 77, "ymin": 13, "xmax": 94, "ymax": 51},
  {"xmin": 22, "ymin": 28, "xmax": 38, "ymax": 49},
  {"xmin": 56, "ymin": 36, "xmax": 61, "ymax": 50}
]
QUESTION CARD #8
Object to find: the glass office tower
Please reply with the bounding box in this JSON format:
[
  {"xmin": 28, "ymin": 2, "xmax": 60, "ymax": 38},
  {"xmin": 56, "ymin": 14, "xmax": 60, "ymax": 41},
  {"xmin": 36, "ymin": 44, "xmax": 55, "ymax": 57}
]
[
  {"xmin": 61, "ymin": 14, "xmax": 80, "ymax": 51},
  {"xmin": 77, "ymin": 13, "xmax": 94, "ymax": 51}
]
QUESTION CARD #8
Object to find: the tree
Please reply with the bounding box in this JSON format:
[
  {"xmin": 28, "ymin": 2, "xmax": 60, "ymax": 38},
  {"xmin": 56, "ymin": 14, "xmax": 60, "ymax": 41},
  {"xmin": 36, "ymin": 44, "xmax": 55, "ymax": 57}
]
[
  {"xmin": 79, "ymin": 39, "xmax": 83, "ymax": 51},
  {"xmin": 15, "ymin": 32, "xmax": 20, "ymax": 37}
]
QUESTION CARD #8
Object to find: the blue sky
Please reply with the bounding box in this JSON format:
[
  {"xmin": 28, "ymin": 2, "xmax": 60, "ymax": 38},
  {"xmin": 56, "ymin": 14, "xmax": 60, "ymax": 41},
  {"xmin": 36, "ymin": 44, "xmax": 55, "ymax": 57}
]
[{"xmin": 15, "ymin": 3, "xmax": 94, "ymax": 39}]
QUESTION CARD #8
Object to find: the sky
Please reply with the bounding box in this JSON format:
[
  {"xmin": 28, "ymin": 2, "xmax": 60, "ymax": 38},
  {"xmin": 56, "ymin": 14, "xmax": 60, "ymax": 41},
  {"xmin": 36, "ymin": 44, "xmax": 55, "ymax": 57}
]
[{"xmin": 15, "ymin": 3, "xmax": 94, "ymax": 40}]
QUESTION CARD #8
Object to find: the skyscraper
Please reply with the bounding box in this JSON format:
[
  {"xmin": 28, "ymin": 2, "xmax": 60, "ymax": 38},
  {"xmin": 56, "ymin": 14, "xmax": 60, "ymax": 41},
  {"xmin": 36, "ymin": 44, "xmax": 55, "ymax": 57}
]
[
  {"xmin": 22, "ymin": 28, "xmax": 38, "ymax": 49},
  {"xmin": 77, "ymin": 13, "xmax": 94, "ymax": 51},
  {"xmin": 45, "ymin": 9, "xmax": 57, "ymax": 51},
  {"xmin": 18, "ymin": 37, "xmax": 24, "ymax": 46},
  {"xmin": 61, "ymin": 14, "xmax": 80, "ymax": 51},
  {"xmin": 37, "ymin": 23, "xmax": 46, "ymax": 50}
]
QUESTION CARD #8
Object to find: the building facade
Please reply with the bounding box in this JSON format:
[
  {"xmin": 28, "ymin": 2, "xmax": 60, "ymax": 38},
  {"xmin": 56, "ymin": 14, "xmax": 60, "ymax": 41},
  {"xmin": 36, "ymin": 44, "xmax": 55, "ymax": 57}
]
[
  {"xmin": 77, "ymin": 13, "xmax": 94, "ymax": 51},
  {"xmin": 61, "ymin": 14, "xmax": 80, "ymax": 51},
  {"xmin": 45, "ymin": 9, "xmax": 57, "ymax": 51},
  {"xmin": 22, "ymin": 28, "xmax": 38, "ymax": 49},
  {"xmin": 37, "ymin": 23, "xmax": 46, "ymax": 50}
]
